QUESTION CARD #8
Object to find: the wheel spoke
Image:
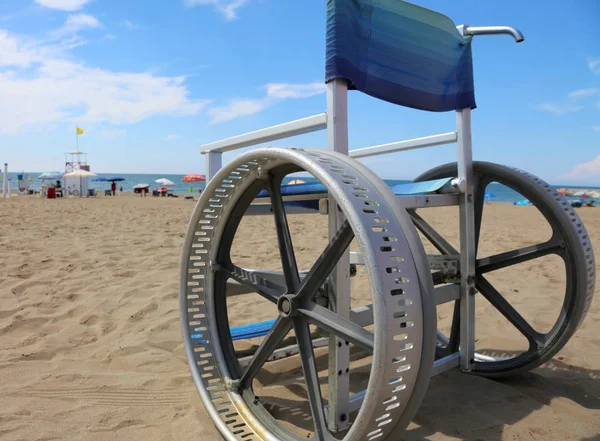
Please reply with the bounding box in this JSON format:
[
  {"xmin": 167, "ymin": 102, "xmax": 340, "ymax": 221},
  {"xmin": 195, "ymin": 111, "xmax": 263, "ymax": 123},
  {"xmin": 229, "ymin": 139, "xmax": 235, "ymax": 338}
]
[
  {"xmin": 409, "ymin": 210, "xmax": 458, "ymax": 255},
  {"xmin": 294, "ymin": 220, "xmax": 354, "ymax": 303},
  {"xmin": 476, "ymin": 240, "xmax": 562, "ymax": 274},
  {"xmin": 298, "ymin": 302, "xmax": 374, "ymax": 353},
  {"xmin": 223, "ymin": 265, "xmax": 286, "ymax": 304},
  {"xmin": 294, "ymin": 317, "xmax": 331, "ymax": 441},
  {"xmin": 476, "ymin": 276, "xmax": 544, "ymax": 347},
  {"xmin": 238, "ymin": 316, "xmax": 292, "ymax": 388},
  {"xmin": 269, "ymin": 175, "xmax": 301, "ymax": 292}
]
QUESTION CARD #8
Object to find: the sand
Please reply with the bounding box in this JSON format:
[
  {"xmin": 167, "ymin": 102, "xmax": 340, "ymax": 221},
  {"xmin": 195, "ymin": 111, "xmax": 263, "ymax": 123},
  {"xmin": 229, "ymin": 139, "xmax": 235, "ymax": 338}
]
[{"xmin": 0, "ymin": 193, "xmax": 598, "ymax": 441}]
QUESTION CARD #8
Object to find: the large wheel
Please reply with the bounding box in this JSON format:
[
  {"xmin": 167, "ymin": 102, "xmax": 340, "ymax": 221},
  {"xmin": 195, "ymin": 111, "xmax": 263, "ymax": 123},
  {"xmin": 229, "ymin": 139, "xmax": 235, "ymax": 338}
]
[
  {"xmin": 180, "ymin": 148, "xmax": 436, "ymax": 441},
  {"xmin": 413, "ymin": 162, "xmax": 595, "ymax": 377}
]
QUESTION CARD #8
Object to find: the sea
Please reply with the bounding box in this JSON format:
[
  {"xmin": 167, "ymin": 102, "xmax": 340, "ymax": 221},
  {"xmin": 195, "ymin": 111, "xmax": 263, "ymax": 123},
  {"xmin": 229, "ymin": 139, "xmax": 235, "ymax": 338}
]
[{"xmin": 2, "ymin": 171, "xmax": 599, "ymax": 204}]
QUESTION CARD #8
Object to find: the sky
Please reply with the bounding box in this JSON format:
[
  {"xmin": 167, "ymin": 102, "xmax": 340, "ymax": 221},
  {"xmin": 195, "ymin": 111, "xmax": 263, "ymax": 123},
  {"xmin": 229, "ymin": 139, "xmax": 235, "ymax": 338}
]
[{"xmin": 0, "ymin": 0, "xmax": 599, "ymax": 184}]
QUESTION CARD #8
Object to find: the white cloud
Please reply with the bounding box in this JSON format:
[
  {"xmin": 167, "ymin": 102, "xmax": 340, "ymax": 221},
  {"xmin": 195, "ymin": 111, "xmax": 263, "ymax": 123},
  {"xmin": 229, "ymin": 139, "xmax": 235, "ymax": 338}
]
[
  {"xmin": 166, "ymin": 134, "xmax": 178, "ymax": 140},
  {"xmin": 0, "ymin": 31, "xmax": 41, "ymax": 67},
  {"xmin": 35, "ymin": 0, "xmax": 94, "ymax": 11},
  {"xmin": 563, "ymin": 155, "xmax": 600, "ymax": 180},
  {"xmin": 208, "ymin": 98, "xmax": 268, "ymax": 124},
  {"xmin": 568, "ymin": 88, "xmax": 599, "ymax": 99},
  {"xmin": 208, "ymin": 82, "xmax": 325, "ymax": 124},
  {"xmin": 588, "ymin": 57, "xmax": 600, "ymax": 75},
  {"xmin": 533, "ymin": 102, "xmax": 583, "ymax": 116},
  {"xmin": 104, "ymin": 33, "xmax": 116, "ymax": 40},
  {"xmin": 0, "ymin": 29, "xmax": 208, "ymax": 135},
  {"xmin": 265, "ymin": 82, "xmax": 325, "ymax": 99},
  {"xmin": 185, "ymin": 0, "xmax": 249, "ymax": 21},
  {"xmin": 592, "ymin": 125, "xmax": 600, "ymax": 131},
  {"xmin": 51, "ymin": 14, "xmax": 100, "ymax": 39}
]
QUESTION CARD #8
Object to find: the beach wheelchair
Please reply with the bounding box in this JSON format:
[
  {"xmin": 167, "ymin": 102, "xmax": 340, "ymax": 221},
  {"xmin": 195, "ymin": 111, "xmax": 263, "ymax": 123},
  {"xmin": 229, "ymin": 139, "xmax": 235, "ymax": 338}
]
[{"xmin": 180, "ymin": 1, "xmax": 595, "ymax": 439}]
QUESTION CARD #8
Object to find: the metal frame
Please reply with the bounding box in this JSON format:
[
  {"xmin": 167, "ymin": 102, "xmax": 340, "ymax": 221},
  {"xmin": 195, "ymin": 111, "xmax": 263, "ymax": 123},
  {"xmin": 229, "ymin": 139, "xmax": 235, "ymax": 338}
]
[
  {"xmin": 455, "ymin": 108, "xmax": 476, "ymax": 371},
  {"xmin": 197, "ymin": 22, "xmax": 524, "ymax": 438},
  {"xmin": 325, "ymin": 79, "xmax": 351, "ymax": 431}
]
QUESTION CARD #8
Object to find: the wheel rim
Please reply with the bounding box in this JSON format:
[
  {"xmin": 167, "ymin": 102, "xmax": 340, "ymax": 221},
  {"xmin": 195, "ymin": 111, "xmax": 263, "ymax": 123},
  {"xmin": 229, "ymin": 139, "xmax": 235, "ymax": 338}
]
[
  {"xmin": 413, "ymin": 162, "xmax": 594, "ymax": 375},
  {"xmin": 180, "ymin": 148, "xmax": 433, "ymax": 440}
]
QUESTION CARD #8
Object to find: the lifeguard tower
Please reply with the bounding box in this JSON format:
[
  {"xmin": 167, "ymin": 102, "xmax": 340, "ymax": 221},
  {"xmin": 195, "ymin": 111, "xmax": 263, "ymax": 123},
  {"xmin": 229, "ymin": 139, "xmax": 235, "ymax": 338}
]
[{"xmin": 64, "ymin": 151, "xmax": 91, "ymax": 197}]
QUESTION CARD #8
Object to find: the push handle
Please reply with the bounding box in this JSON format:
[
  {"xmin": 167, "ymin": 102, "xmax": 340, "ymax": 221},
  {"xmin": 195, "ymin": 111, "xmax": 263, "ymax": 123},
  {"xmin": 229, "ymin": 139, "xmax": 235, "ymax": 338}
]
[{"xmin": 457, "ymin": 25, "xmax": 525, "ymax": 43}]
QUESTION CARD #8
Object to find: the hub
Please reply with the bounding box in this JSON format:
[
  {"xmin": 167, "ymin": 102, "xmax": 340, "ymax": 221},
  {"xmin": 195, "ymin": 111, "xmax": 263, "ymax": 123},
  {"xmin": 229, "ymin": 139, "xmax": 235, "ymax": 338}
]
[{"xmin": 277, "ymin": 295, "xmax": 297, "ymax": 317}]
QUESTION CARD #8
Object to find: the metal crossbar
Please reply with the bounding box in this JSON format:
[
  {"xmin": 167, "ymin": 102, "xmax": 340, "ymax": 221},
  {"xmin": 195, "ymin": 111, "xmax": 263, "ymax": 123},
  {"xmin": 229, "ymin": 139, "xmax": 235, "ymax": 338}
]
[
  {"xmin": 349, "ymin": 132, "xmax": 457, "ymax": 159},
  {"xmin": 201, "ymin": 113, "xmax": 327, "ymax": 153}
]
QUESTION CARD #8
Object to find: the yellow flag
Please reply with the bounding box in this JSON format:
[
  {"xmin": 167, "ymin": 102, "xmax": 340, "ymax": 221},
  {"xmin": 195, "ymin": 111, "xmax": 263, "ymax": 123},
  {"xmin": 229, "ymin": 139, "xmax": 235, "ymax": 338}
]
[{"xmin": 76, "ymin": 127, "xmax": 84, "ymax": 135}]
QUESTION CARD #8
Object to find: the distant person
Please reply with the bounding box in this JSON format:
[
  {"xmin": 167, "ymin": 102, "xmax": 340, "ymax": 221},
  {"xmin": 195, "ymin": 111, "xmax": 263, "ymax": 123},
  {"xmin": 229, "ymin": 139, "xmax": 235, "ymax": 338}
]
[
  {"xmin": 111, "ymin": 181, "xmax": 116, "ymax": 196},
  {"xmin": 55, "ymin": 180, "xmax": 62, "ymax": 197},
  {"xmin": 198, "ymin": 186, "xmax": 203, "ymax": 194}
]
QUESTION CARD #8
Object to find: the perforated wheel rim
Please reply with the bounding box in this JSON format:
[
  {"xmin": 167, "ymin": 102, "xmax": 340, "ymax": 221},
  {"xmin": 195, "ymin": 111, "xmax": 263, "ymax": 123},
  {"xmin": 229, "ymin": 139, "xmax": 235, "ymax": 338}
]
[
  {"xmin": 179, "ymin": 148, "xmax": 434, "ymax": 440},
  {"xmin": 414, "ymin": 161, "xmax": 595, "ymax": 376}
]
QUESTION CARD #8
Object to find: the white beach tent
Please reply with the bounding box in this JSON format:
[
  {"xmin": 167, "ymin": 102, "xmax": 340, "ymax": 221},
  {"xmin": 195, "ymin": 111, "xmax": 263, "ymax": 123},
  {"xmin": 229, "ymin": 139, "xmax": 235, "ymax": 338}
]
[{"xmin": 64, "ymin": 169, "xmax": 97, "ymax": 197}]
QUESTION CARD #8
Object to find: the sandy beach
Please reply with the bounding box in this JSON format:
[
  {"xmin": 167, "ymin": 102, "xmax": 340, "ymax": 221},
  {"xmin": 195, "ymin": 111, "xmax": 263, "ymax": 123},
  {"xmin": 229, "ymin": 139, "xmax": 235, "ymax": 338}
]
[{"xmin": 1, "ymin": 194, "xmax": 598, "ymax": 441}]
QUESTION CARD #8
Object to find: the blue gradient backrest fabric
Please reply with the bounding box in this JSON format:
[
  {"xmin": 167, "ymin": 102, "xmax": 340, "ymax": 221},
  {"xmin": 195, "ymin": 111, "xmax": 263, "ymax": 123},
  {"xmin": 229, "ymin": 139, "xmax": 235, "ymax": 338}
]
[{"xmin": 325, "ymin": 0, "xmax": 476, "ymax": 112}]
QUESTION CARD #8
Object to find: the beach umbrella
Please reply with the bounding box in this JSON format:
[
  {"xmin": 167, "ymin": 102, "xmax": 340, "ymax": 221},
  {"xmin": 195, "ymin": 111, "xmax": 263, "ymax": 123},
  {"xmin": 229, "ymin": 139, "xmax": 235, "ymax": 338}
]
[
  {"xmin": 133, "ymin": 183, "xmax": 150, "ymax": 189},
  {"xmin": 64, "ymin": 169, "xmax": 97, "ymax": 178},
  {"xmin": 39, "ymin": 172, "xmax": 63, "ymax": 179},
  {"xmin": 106, "ymin": 177, "xmax": 125, "ymax": 182},
  {"xmin": 155, "ymin": 178, "xmax": 175, "ymax": 186},
  {"xmin": 93, "ymin": 177, "xmax": 108, "ymax": 182},
  {"xmin": 182, "ymin": 174, "xmax": 206, "ymax": 182}
]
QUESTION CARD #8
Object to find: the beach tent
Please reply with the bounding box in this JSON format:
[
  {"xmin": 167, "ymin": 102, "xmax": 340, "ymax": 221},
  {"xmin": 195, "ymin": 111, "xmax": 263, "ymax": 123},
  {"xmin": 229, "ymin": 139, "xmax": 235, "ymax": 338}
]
[
  {"xmin": 133, "ymin": 183, "xmax": 150, "ymax": 195},
  {"xmin": 64, "ymin": 169, "xmax": 96, "ymax": 197}
]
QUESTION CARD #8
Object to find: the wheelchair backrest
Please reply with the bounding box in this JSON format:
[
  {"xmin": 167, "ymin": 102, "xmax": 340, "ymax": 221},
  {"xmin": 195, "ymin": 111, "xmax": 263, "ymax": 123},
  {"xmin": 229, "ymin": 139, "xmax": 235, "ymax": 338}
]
[{"xmin": 325, "ymin": 0, "xmax": 476, "ymax": 112}]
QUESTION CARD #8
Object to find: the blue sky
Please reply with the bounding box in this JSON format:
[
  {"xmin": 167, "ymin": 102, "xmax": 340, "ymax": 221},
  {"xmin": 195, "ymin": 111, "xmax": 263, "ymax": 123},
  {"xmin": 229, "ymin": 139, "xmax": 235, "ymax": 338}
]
[{"xmin": 0, "ymin": 0, "xmax": 599, "ymax": 184}]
